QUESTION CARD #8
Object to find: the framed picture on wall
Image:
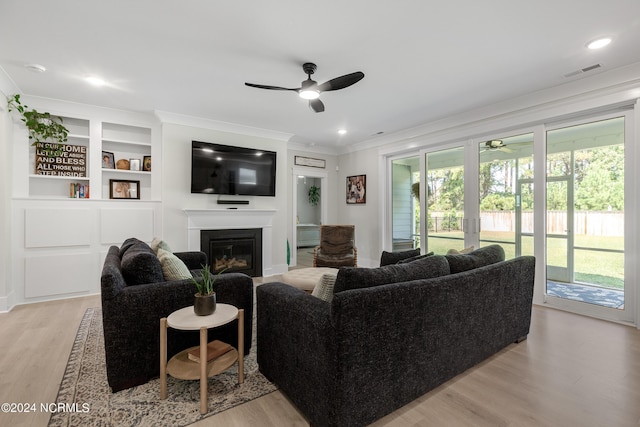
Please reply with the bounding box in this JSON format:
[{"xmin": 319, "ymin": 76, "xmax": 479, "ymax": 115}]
[
  {"xmin": 346, "ymin": 175, "xmax": 366, "ymax": 204},
  {"xmin": 109, "ymin": 179, "xmax": 140, "ymax": 199}
]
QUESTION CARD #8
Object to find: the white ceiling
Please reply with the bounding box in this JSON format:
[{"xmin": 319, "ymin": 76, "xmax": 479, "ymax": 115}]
[{"xmin": 1, "ymin": 1, "xmax": 639, "ymax": 150}]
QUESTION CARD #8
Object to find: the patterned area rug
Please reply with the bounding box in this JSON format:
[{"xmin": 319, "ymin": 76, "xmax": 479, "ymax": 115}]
[
  {"xmin": 546, "ymin": 281, "xmax": 624, "ymax": 308},
  {"xmin": 48, "ymin": 307, "xmax": 277, "ymax": 426}
]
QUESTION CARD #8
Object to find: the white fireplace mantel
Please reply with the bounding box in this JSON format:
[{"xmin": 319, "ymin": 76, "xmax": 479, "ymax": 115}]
[{"xmin": 184, "ymin": 209, "xmax": 277, "ymax": 276}]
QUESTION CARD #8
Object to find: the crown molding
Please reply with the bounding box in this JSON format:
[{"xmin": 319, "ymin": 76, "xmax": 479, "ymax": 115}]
[
  {"xmin": 0, "ymin": 65, "xmax": 20, "ymax": 107},
  {"xmin": 344, "ymin": 61, "xmax": 640, "ymax": 156},
  {"xmin": 287, "ymin": 141, "xmax": 340, "ymax": 156},
  {"xmin": 155, "ymin": 110, "xmax": 293, "ymax": 142}
]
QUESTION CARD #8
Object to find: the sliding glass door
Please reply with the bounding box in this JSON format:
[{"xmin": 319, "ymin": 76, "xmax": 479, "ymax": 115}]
[
  {"xmin": 478, "ymin": 133, "xmax": 534, "ymax": 259},
  {"xmin": 391, "ymin": 155, "xmax": 421, "ymax": 251},
  {"xmin": 546, "ymin": 116, "xmax": 626, "ymax": 310},
  {"xmin": 386, "ymin": 108, "xmax": 634, "ymax": 323},
  {"xmin": 424, "ymin": 146, "xmax": 465, "ymax": 254}
]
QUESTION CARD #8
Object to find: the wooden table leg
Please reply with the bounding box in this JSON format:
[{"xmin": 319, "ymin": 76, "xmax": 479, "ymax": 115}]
[
  {"xmin": 200, "ymin": 326, "xmax": 208, "ymax": 414},
  {"xmin": 160, "ymin": 318, "xmax": 167, "ymax": 399},
  {"xmin": 238, "ymin": 309, "xmax": 244, "ymax": 384}
]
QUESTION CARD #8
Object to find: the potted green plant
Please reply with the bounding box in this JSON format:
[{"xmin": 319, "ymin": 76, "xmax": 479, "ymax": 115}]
[
  {"xmin": 7, "ymin": 94, "xmax": 69, "ymax": 157},
  {"xmin": 308, "ymin": 185, "xmax": 320, "ymax": 206},
  {"xmin": 191, "ymin": 265, "xmax": 226, "ymax": 316}
]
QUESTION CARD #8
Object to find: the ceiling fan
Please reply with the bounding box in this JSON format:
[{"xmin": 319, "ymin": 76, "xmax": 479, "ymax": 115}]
[
  {"xmin": 481, "ymin": 140, "xmax": 513, "ymax": 153},
  {"xmin": 244, "ymin": 62, "xmax": 365, "ymax": 113}
]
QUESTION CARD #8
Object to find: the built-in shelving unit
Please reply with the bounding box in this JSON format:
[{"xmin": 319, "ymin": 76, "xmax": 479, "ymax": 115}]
[
  {"xmin": 11, "ymin": 103, "xmax": 162, "ymax": 304},
  {"xmin": 101, "ymin": 122, "xmax": 153, "ymax": 200},
  {"xmin": 28, "ymin": 116, "xmax": 91, "ymax": 199},
  {"xmin": 20, "ymin": 117, "xmax": 155, "ymax": 201}
]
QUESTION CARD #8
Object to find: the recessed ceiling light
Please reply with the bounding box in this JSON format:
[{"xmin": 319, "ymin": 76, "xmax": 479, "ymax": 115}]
[
  {"xmin": 587, "ymin": 37, "xmax": 612, "ymax": 50},
  {"xmin": 338, "ymin": 129, "xmax": 347, "ymax": 135},
  {"xmin": 85, "ymin": 76, "xmax": 106, "ymax": 87},
  {"xmin": 24, "ymin": 63, "xmax": 46, "ymax": 73}
]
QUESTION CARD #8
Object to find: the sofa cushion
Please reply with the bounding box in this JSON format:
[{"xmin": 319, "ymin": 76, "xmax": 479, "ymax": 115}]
[
  {"xmin": 333, "ymin": 254, "xmax": 450, "ymax": 294},
  {"xmin": 444, "ymin": 244, "xmax": 505, "ymax": 274},
  {"xmin": 157, "ymin": 248, "xmax": 192, "ymax": 281},
  {"xmin": 311, "ymin": 272, "xmax": 339, "ymax": 302},
  {"xmin": 379, "ymin": 248, "xmax": 420, "ymax": 266},
  {"xmin": 121, "ymin": 241, "xmax": 164, "ymax": 285}
]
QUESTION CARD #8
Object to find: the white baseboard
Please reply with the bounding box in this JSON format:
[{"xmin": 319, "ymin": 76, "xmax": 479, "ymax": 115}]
[{"xmin": 0, "ymin": 291, "xmax": 16, "ymax": 313}]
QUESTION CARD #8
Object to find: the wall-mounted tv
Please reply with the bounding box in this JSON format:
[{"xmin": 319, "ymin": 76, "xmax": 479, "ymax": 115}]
[{"xmin": 191, "ymin": 140, "xmax": 277, "ymax": 196}]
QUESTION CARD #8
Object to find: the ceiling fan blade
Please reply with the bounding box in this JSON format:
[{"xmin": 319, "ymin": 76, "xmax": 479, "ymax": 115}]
[
  {"xmin": 309, "ymin": 98, "xmax": 325, "ymax": 113},
  {"xmin": 245, "ymin": 82, "xmax": 300, "ymax": 92},
  {"xmin": 316, "ymin": 71, "xmax": 364, "ymax": 92}
]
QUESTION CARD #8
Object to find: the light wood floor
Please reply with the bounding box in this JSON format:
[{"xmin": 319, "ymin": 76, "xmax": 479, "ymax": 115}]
[{"xmin": 1, "ymin": 294, "xmax": 639, "ymax": 427}]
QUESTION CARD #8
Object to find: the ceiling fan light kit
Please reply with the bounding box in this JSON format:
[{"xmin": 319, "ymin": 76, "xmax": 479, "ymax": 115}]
[{"xmin": 245, "ymin": 62, "xmax": 364, "ymax": 112}]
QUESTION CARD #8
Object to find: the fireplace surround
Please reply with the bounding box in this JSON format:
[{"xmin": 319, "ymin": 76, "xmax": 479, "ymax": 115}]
[
  {"xmin": 184, "ymin": 209, "xmax": 276, "ymax": 277},
  {"xmin": 201, "ymin": 228, "xmax": 262, "ymax": 277}
]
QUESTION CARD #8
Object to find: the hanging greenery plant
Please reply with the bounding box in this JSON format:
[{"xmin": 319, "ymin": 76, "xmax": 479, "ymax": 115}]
[
  {"xmin": 308, "ymin": 185, "xmax": 320, "ymax": 206},
  {"xmin": 411, "ymin": 182, "xmax": 420, "ymax": 201},
  {"xmin": 7, "ymin": 94, "xmax": 69, "ymax": 156}
]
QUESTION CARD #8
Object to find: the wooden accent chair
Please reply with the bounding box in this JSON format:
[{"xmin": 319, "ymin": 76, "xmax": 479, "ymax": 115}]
[{"xmin": 313, "ymin": 225, "xmax": 357, "ymax": 267}]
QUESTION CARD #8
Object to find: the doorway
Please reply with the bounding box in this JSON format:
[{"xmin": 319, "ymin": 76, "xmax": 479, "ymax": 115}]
[{"xmin": 291, "ymin": 168, "xmax": 328, "ymax": 268}]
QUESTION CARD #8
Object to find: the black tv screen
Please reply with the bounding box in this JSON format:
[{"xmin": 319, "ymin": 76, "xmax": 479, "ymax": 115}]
[{"xmin": 191, "ymin": 141, "xmax": 277, "ymax": 196}]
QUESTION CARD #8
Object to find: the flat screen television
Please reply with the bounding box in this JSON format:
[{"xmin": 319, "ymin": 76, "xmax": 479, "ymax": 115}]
[{"xmin": 191, "ymin": 140, "xmax": 277, "ymax": 196}]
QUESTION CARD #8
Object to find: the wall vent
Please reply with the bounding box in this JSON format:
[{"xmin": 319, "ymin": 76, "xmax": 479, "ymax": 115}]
[{"xmin": 564, "ymin": 63, "xmax": 602, "ymax": 78}]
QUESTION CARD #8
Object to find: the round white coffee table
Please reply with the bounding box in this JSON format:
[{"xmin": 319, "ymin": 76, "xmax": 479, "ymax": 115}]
[{"xmin": 160, "ymin": 304, "xmax": 244, "ymax": 414}]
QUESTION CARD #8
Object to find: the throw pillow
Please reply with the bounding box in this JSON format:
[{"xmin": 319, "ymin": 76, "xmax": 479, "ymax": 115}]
[
  {"xmin": 446, "ymin": 246, "xmax": 475, "ymax": 255},
  {"xmin": 157, "ymin": 248, "xmax": 192, "ymax": 280},
  {"xmin": 119, "ymin": 237, "xmax": 145, "ymax": 258},
  {"xmin": 150, "ymin": 237, "xmax": 172, "ymax": 255},
  {"xmin": 121, "ymin": 241, "xmax": 164, "ymax": 285},
  {"xmin": 379, "ymin": 248, "xmax": 420, "ymax": 266},
  {"xmin": 333, "ymin": 254, "xmax": 450, "ymax": 294},
  {"xmin": 397, "ymin": 251, "xmax": 434, "ymax": 264},
  {"xmin": 445, "ymin": 244, "xmax": 505, "ymax": 274},
  {"xmin": 311, "ymin": 272, "xmax": 338, "ymax": 302}
]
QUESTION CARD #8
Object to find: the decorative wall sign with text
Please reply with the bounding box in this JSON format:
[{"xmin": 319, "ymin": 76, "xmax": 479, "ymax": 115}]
[
  {"xmin": 35, "ymin": 142, "xmax": 87, "ymax": 177},
  {"xmin": 294, "ymin": 156, "xmax": 326, "ymax": 168}
]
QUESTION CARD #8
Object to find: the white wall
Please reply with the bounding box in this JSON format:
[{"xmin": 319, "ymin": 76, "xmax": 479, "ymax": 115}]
[
  {"xmin": 160, "ymin": 122, "xmax": 289, "ymax": 274},
  {"xmin": 337, "ymin": 149, "xmax": 381, "ymax": 267},
  {"xmin": 0, "ymin": 92, "xmax": 14, "ymax": 311}
]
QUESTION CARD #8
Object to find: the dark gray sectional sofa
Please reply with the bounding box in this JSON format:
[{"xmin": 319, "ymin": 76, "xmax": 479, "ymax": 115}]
[
  {"xmin": 257, "ymin": 245, "xmax": 535, "ymax": 427},
  {"xmin": 100, "ymin": 238, "xmax": 254, "ymax": 392}
]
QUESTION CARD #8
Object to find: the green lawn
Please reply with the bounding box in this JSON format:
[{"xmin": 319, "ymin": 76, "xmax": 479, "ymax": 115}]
[{"xmin": 425, "ymin": 231, "xmax": 624, "ymax": 289}]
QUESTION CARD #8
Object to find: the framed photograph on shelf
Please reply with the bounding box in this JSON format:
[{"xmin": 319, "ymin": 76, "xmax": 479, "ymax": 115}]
[
  {"xmin": 143, "ymin": 156, "xmax": 151, "ymax": 171},
  {"xmin": 129, "ymin": 158, "xmax": 141, "ymax": 171},
  {"xmin": 109, "ymin": 179, "xmax": 140, "ymax": 199},
  {"xmin": 102, "ymin": 151, "xmax": 115, "ymax": 169},
  {"xmin": 346, "ymin": 175, "xmax": 366, "ymax": 204}
]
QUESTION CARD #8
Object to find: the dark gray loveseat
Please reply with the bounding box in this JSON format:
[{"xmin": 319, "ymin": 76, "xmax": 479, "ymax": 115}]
[
  {"xmin": 257, "ymin": 245, "xmax": 535, "ymax": 427},
  {"xmin": 100, "ymin": 238, "xmax": 254, "ymax": 392}
]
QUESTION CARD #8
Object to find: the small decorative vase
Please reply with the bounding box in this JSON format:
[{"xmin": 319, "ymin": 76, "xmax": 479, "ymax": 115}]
[{"xmin": 194, "ymin": 292, "xmax": 216, "ymax": 316}]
